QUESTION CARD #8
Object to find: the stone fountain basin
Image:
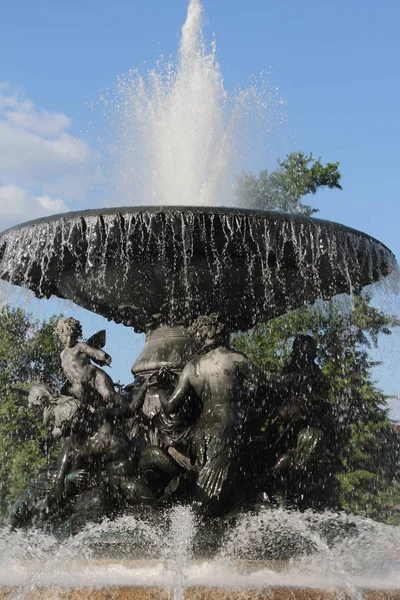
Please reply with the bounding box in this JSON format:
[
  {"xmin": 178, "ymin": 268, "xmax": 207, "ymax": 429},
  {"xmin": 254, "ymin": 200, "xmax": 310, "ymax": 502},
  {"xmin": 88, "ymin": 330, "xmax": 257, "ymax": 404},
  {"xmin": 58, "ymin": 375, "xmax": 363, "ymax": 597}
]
[
  {"xmin": 1, "ymin": 558, "xmax": 400, "ymax": 599},
  {"xmin": 1, "ymin": 588, "xmax": 399, "ymax": 599},
  {"xmin": 0, "ymin": 206, "xmax": 395, "ymax": 332}
]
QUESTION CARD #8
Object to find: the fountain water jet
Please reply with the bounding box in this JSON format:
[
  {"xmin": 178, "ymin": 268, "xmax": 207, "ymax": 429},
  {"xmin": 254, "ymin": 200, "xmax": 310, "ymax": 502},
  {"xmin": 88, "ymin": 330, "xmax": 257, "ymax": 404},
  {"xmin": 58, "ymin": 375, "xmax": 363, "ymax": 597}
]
[{"xmin": 107, "ymin": 0, "xmax": 281, "ymax": 208}]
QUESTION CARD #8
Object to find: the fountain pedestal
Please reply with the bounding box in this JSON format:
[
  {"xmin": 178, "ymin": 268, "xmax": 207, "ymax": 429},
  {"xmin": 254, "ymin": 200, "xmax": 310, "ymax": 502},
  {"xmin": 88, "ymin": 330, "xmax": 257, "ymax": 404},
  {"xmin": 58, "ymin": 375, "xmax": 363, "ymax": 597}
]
[{"xmin": 131, "ymin": 325, "xmax": 196, "ymax": 416}]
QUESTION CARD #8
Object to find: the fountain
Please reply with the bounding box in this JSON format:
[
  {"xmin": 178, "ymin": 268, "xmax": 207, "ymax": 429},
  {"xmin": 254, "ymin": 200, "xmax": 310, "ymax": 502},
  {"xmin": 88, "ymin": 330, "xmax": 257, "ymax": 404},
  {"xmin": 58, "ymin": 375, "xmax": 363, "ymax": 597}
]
[{"xmin": 0, "ymin": 1, "xmax": 399, "ymax": 598}]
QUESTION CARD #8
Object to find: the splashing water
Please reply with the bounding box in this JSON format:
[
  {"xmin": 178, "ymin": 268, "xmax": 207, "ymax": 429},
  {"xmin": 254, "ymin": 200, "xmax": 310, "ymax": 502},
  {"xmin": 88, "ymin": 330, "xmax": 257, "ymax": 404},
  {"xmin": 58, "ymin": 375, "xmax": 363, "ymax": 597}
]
[
  {"xmin": 165, "ymin": 507, "xmax": 196, "ymax": 600},
  {"xmin": 2, "ymin": 510, "xmax": 400, "ymax": 596},
  {"xmin": 104, "ymin": 0, "xmax": 284, "ymax": 207}
]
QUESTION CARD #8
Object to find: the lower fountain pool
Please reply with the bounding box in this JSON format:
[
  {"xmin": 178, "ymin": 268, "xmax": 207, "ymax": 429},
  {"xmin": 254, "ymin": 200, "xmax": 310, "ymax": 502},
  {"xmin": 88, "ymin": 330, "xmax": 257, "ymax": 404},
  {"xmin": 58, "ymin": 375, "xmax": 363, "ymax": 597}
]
[{"xmin": 2, "ymin": 508, "xmax": 400, "ymax": 599}]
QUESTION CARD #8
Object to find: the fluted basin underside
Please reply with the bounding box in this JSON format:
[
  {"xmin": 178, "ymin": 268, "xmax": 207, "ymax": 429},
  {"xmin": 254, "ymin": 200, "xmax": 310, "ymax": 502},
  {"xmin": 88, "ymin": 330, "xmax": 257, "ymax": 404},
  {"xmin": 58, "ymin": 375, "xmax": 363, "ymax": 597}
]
[{"xmin": 0, "ymin": 206, "xmax": 395, "ymax": 332}]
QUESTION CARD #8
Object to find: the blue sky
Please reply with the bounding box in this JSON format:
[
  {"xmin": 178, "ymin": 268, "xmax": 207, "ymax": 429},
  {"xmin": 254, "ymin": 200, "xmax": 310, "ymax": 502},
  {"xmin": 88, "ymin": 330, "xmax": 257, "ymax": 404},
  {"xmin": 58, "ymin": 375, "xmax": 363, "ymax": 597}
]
[{"xmin": 1, "ymin": 0, "xmax": 400, "ymax": 414}]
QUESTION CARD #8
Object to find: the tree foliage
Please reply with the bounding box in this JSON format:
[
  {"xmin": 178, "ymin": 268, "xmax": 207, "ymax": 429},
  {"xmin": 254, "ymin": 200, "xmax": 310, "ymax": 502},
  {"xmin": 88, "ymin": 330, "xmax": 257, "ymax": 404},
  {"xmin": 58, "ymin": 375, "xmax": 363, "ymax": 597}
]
[
  {"xmin": 236, "ymin": 151, "xmax": 342, "ymax": 215},
  {"xmin": 0, "ymin": 306, "xmax": 63, "ymax": 519},
  {"xmin": 234, "ymin": 151, "xmax": 400, "ymax": 522},
  {"xmin": 234, "ymin": 296, "xmax": 400, "ymax": 522}
]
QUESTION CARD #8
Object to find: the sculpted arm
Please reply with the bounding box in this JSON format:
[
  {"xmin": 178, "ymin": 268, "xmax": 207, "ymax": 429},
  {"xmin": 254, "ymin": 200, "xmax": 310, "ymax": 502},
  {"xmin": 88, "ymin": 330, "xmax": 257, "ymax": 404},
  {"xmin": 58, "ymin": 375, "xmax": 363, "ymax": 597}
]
[
  {"xmin": 77, "ymin": 342, "xmax": 111, "ymax": 365},
  {"xmin": 130, "ymin": 376, "xmax": 152, "ymax": 413},
  {"xmin": 158, "ymin": 367, "xmax": 193, "ymax": 414}
]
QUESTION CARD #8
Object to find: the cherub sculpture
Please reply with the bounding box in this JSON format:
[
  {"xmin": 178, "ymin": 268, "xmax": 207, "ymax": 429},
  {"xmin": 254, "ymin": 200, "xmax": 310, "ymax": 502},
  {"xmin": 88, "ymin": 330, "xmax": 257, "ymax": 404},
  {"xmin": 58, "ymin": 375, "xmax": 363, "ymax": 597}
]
[
  {"xmin": 50, "ymin": 318, "xmax": 141, "ymax": 500},
  {"xmin": 54, "ymin": 317, "xmax": 122, "ymax": 409}
]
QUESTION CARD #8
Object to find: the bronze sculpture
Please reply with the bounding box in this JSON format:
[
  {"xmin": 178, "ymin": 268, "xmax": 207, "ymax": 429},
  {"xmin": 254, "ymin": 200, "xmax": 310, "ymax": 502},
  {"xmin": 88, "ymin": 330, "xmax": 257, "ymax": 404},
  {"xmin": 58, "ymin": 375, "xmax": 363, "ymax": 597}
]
[
  {"xmin": 10, "ymin": 315, "xmax": 342, "ymax": 530},
  {"xmin": 269, "ymin": 335, "xmax": 340, "ymax": 510},
  {"xmin": 55, "ymin": 317, "xmax": 123, "ymax": 408},
  {"xmin": 155, "ymin": 314, "xmax": 277, "ymax": 513},
  {"xmin": 1, "ymin": 206, "xmax": 395, "ymax": 531}
]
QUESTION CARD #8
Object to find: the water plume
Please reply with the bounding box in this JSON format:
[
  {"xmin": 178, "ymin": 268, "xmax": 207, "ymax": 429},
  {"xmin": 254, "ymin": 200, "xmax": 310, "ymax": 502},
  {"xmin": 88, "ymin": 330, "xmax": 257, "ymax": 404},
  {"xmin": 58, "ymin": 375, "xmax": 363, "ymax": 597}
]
[{"xmin": 105, "ymin": 0, "xmax": 282, "ymax": 208}]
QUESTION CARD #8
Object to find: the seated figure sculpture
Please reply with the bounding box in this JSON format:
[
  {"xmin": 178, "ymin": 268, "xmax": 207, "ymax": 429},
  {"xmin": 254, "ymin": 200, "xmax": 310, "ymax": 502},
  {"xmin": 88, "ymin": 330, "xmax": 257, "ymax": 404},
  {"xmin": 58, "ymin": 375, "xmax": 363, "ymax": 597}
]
[
  {"xmin": 10, "ymin": 385, "xmax": 82, "ymax": 528},
  {"xmin": 156, "ymin": 314, "xmax": 278, "ymax": 514},
  {"xmin": 135, "ymin": 367, "xmax": 200, "ymax": 504},
  {"xmin": 270, "ymin": 335, "xmax": 340, "ymax": 509},
  {"xmin": 49, "ymin": 319, "xmax": 152, "ymax": 512},
  {"xmin": 54, "ymin": 317, "xmax": 121, "ymax": 408}
]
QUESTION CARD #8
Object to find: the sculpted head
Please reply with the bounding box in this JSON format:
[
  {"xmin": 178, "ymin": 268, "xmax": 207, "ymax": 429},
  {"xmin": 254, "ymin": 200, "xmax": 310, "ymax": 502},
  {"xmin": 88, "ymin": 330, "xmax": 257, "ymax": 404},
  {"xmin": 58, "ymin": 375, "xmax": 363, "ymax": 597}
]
[
  {"xmin": 188, "ymin": 313, "xmax": 229, "ymax": 347},
  {"xmin": 28, "ymin": 383, "xmax": 54, "ymax": 408},
  {"xmin": 54, "ymin": 317, "xmax": 82, "ymax": 347}
]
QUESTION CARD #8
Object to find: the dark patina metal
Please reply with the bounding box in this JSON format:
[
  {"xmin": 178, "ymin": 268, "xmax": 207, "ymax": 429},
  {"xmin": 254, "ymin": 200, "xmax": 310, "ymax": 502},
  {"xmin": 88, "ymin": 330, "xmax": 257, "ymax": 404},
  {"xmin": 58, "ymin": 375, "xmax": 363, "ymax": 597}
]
[{"xmin": 2, "ymin": 206, "xmax": 395, "ymax": 531}]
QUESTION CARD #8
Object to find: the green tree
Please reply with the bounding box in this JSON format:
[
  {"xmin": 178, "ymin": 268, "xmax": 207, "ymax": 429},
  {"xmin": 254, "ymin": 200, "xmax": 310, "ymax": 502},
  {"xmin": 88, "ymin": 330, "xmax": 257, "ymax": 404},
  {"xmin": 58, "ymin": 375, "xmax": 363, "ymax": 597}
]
[
  {"xmin": 234, "ymin": 151, "xmax": 400, "ymax": 522},
  {"xmin": 0, "ymin": 306, "xmax": 63, "ymax": 519},
  {"xmin": 234, "ymin": 296, "xmax": 400, "ymax": 522},
  {"xmin": 236, "ymin": 151, "xmax": 342, "ymax": 215}
]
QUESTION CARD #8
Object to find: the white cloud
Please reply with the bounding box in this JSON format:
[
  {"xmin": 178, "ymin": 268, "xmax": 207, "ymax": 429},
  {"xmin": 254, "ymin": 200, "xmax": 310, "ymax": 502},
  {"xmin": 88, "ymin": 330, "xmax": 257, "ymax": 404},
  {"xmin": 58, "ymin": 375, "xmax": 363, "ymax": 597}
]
[
  {"xmin": 0, "ymin": 120, "xmax": 87, "ymax": 184},
  {"xmin": 0, "ymin": 184, "xmax": 69, "ymax": 231},
  {"xmin": 0, "ymin": 83, "xmax": 72, "ymax": 136},
  {"xmin": 0, "ymin": 83, "xmax": 93, "ymax": 229},
  {"xmin": 5, "ymin": 106, "xmax": 70, "ymax": 137},
  {"xmin": 0, "ymin": 87, "xmax": 71, "ymax": 136}
]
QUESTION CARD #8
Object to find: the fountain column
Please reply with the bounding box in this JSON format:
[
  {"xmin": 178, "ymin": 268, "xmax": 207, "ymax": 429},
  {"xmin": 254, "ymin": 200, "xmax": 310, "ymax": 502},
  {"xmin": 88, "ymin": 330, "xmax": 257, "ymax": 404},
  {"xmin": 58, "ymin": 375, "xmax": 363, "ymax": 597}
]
[{"xmin": 131, "ymin": 324, "xmax": 196, "ymax": 416}]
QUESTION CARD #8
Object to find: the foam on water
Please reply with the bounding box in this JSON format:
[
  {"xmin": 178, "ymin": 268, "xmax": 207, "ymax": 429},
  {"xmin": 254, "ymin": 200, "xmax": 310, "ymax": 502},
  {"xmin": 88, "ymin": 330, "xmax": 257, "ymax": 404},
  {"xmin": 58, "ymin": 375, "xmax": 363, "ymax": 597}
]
[{"xmin": 2, "ymin": 509, "xmax": 400, "ymax": 595}]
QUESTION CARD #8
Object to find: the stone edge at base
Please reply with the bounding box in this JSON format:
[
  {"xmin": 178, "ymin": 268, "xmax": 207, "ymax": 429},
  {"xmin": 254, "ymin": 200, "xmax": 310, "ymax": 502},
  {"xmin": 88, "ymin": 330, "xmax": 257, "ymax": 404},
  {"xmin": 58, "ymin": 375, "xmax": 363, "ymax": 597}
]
[{"xmin": 0, "ymin": 588, "xmax": 399, "ymax": 600}]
